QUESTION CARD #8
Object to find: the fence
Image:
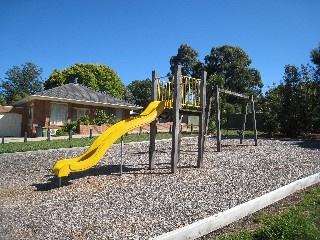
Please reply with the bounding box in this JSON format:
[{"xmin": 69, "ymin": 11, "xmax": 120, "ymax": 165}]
[{"xmin": 222, "ymin": 113, "xmax": 263, "ymax": 131}]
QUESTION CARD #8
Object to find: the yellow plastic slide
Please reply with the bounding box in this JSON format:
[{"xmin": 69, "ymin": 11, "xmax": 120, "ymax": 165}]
[{"xmin": 52, "ymin": 101, "xmax": 166, "ymax": 177}]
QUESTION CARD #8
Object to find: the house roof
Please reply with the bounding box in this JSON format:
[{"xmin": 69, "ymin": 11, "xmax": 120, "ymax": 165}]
[
  {"xmin": 0, "ymin": 106, "xmax": 13, "ymax": 113},
  {"xmin": 13, "ymin": 83, "xmax": 142, "ymax": 110}
]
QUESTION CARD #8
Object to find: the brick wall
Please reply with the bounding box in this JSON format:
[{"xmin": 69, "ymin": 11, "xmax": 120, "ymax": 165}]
[
  {"xmin": 78, "ymin": 124, "xmax": 111, "ymax": 135},
  {"xmin": 13, "ymin": 99, "xmax": 132, "ymax": 137}
]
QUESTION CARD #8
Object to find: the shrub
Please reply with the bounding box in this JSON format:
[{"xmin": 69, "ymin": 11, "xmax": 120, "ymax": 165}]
[
  {"xmin": 77, "ymin": 116, "xmax": 90, "ymax": 125},
  {"xmin": 55, "ymin": 128, "xmax": 67, "ymax": 136},
  {"xmin": 91, "ymin": 110, "xmax": 118, "ymax": 125},
  {"xmin": 62, "ymin": 121, "xmax": 78, "ymax": 133},
  {"xmin": 207, "ymin": 119, "xmax": 216, "ymax": 133}
]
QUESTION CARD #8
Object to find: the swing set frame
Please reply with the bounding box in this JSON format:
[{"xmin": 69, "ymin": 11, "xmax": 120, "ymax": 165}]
[{"xmin": 214, "ymin": 85, "xmax": 258, "ymax": 152}]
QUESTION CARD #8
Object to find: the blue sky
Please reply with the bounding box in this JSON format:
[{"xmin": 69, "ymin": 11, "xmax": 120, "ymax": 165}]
[{"xmin": 1, "ymin": 0, "xmax": 319, "ymax": 92}]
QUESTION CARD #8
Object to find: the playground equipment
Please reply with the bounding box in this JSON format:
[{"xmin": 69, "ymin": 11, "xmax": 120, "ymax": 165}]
[
  {"xmin": 52, "ymin": 101, "xmax": 166, "ymax": 177},
  {"xmin": 214, "ymin": 86, "xmax": 258, "ymax": 152},
  {"xmin": 150, "ymin": 66, "xmax": 207, "ymax": 173},
  {"xmin": 52, "ymin": 65, "xmax": 258, "ymax": 184},
  {"xmin": 52, "ymin": 65, "xmax": 207, "ymax": 182}
]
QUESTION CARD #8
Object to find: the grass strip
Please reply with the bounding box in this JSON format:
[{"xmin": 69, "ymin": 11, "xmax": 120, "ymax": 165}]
[
  {"xmin": 0, "ymin": 132, "xmax": 196, "ymax": 154},
  {"xmin": 213, "ymin": 185, "xmax": 320, "ymax": 240}
]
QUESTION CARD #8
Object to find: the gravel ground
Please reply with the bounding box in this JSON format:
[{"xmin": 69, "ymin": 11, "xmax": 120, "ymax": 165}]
[{"xmin": 0, "ymin": 137, "xmax": 319, "ymax": 239}]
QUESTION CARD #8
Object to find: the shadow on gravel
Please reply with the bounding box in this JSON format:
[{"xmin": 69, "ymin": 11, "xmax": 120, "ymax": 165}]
[
  {"xmin": 269, "ymin": 137, "xmax": 320, "ymax": 150},
  {"xmin": 32, "ymin": 177, "xmax": 71, "ymax": 191},
  {"xmin": 32, "ymin": 163, "xmax": 173, "ymax": 191},
  {"xmin": 295, "ymin": 140, "xmax": 320, "ymax": 150}
]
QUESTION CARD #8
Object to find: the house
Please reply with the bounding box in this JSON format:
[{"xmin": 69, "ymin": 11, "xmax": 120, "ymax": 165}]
[
  {"xmin": 0, "ymin": 106, "xmax": 23, "ymax": 137},
  {"xmin": 8, "ymin": 83, "xmax": 142, "ymax": 137}
]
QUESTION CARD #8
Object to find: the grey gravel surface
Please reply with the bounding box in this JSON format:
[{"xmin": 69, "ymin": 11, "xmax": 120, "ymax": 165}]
[{"xmin": 0, "ymin": 137, "xmax": 319, "ymax": 239}]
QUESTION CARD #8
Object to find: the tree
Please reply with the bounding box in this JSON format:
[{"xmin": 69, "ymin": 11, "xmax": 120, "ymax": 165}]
[
  {"xmin": 44, "ymin": 63, "xmax": 125, "ymax": 98},
  {"xmin": 299, "ymin": 64, "xmax": 319, "ymax": 133},
  {"xmin": 169, "ymin": 44, "xmax": 203, "ymax": 77},
  {"xmin": 261, "ymin": 84, "xmax": 282, "ymax": 136},
  {"xmin": 123, "ymin": 87, "xmax": 135, "ymax": 104},
  {"xmin": 261, "ymin": 44, "xmax": 320, "ymax": 137},
  {"xmin": 204, "ymin": 45, "xmax": 263, "ymax": 97},
  {"xmin": 0, "ymin": 94, "xmax": 6, "ymax": 106},
  {"xmin": 310, "ymin": 42, "xmax": 320, "ymax": 75},
  {"xmin": 0, "ymin": 62, "xmax": 43, "ymax": 104},
  {"xmin": 126, "ymin": 79, "xmax": 152, "ymax": 107},
  {"xmin": 278, "ymin": 65, "xmax": 303, "ymax": 136},
  {"xmin": 262, "ymin": 64, "xmax": 319, "ymax": 137}
]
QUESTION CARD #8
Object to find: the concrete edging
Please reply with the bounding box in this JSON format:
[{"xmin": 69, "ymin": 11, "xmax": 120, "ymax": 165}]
[{"xmin": 151, "ymin": 172, "xmax": 320, "ymax": 240}]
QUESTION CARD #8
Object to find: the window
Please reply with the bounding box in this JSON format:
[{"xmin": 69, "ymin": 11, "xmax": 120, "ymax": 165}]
[
  {"xmin": 50, "ymin": 103, "xmax": 68, "ymax": 125},
  {"xmin": 72, "ymin": 107, "xmax": 90, "ymax": 121}
]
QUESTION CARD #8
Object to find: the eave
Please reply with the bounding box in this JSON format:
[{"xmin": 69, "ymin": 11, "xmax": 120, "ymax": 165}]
[{"xmin": 13, "ymin": 95, "xmax": 143, "ymax": 110}]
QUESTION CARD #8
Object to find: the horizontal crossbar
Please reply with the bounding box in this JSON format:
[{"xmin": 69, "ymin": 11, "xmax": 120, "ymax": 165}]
[
  {"xmin": 179, "ymin": 151, "xmax": 198, "ymax": 155},
  {"xmin": 219, "ymin": 89, "xmax": 250, "ymax": 100}
]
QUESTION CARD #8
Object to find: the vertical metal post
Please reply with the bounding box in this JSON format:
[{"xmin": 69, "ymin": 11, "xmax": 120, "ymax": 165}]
[
  {"xmin": 149, "ymin": 70, "xmax": 158, "ymax": 170},
  {"xmin": 89, "ymin": 129, "xmax": 93, "ymax": 139},
  {"xmin": 1, "ymin": 136, "xmax": 4, "ymax": 144},
  {"xmin": 47, "ymin": 128, "xmax": 51, "ymax": 141},
  {"xmin": 215, "ymin": 85, "xmax": 221, "ymax": 152},
  {"xmin": 120, "ymin": 135, "xmax": 123, "ymax": 175},
  {"xmin": 69, "ymin": 129, "xmax": 72, "ymax": 141},
  {"xmin": 240, "ymin": 103, "xmax": 248, "ymax": 144},
  {"xmin": 197, "ymin": 70, "xmax": 207, "ymax": 168},
  {"xmin": 171, "ymin": 65, "xmax": 182, "ymax": 173},
  {"xmin": 24, "ymin": 132, "xmax": 27, "ymax": 143},
  {"xmin": 205, "ymin": 97, "xmax": 213, "ymax": 135},
  {"xmin": 178, "ymin": 115, "xmax": 183, "ymax": 160},
  {"xmin": 251, "ymin": 95, "xmax": 258, "ymax": 146}
]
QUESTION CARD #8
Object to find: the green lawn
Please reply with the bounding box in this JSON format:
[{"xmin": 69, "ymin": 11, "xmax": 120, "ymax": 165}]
[
  {"xmin": 0, "ymin": 129, "xmax": 262, "ymax": 154},
  {"xmin": 212, "ymin": 185, "xmax": 320, "ymax": 240},
  {"xmin": 0, "ymin": 132, "xmax": 197, "ymax": 154}
]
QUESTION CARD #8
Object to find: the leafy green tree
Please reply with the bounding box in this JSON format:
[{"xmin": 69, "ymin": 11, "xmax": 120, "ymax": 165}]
[
  {"xmin": 123, "ymin": 87, "xmax": 135, "ymax": 104},
  {"xmin": 44, "ymin": 63, "xmax": 125, "ymax": 98},
  {"xmin": 310, "ymin": 42, "xmax": 320, "ymax": 75},
  {"xmin": 0, "ymin": 94, "xmax": 6, "ymax": 105},
  {"xmin": 206, "ymin": 74, "xmax": 225, "ymax": 96},
  {"xmin": 126, "ymin": 79, "xmax": 152, "ymax": 107},
  {"xmin": 169, "ymin": 44, "xmax": 202, "ymax": 77},
  {"xmin": 278, "ymin": 65, "xmax": 303, "ymax": 136},
  {"xmin": 261, "ymin": 84, "xmax": 282, "ymax": 136},
  {"xmin": 264, "ymin": 64, "xmax": 319, "ymax": 136},
  {"xmin": 204, "ymin": 45, "xmax": 263, "ymax": 97},
  {"xmin": 0, "ymin": 62, "xmax": 43, "ymax": 104},
  {"xmin": 261, "ymin": 44, "xmax": 320, "ymax": 136},
  {"xmin": 299, "ymin": 64, "xmax": 319, "ymax": 133},
  {"xmin": 309, "ymin": 43, "xmax": 320, "ymax": 131}
]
